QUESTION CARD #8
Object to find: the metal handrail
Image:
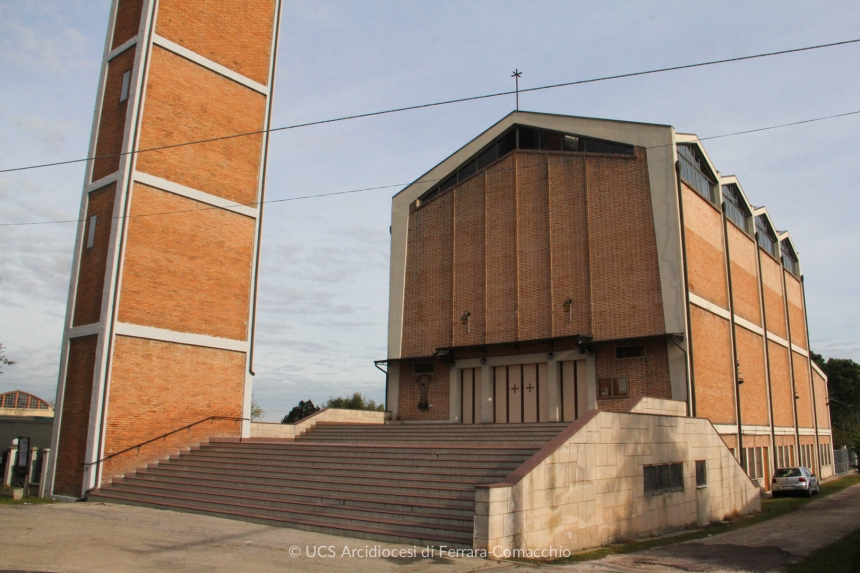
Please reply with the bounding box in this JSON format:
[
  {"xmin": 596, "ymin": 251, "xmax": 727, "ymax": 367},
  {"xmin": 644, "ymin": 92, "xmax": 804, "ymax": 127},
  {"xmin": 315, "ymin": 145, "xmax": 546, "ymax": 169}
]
[{"xmin": 84, "ymin": 415, "xmax": 248, "ymax": 468}]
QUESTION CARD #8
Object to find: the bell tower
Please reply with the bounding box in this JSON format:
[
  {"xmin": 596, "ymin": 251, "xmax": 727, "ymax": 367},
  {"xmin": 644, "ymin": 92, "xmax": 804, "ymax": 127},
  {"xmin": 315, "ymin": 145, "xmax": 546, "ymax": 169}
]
[{"xmin": 48, "ymin": 0, "xmax": 283, "ymax": 498}]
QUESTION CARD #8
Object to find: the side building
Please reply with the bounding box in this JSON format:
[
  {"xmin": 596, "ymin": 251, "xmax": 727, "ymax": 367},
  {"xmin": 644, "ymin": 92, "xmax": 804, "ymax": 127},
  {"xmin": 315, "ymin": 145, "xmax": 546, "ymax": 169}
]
[{"xmin": 384, "ymin": 111, "xmax": 834, "ymax": 488}]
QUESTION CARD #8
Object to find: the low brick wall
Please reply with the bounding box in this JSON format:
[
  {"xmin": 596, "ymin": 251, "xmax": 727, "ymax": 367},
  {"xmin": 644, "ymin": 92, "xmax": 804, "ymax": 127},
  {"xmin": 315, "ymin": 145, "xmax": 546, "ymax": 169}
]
[
  {"xmin": 250, "ymin": 408, "xmax": 386, "ymax": 439},
  {"xmin": 474, "ymin": 410, "xmax": 760, "ymax": 555}
]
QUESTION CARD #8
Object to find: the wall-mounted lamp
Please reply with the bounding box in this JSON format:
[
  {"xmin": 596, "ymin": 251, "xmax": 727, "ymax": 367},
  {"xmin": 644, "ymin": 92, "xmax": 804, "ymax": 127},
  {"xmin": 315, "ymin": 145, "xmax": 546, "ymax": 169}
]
[
  {"xmin": 736, "ymin": 361, "xmax": 745, "ymax": 385},
  {"xmin": 547, "ymin": 352, "xmax": 554, "ymax": 360},
  {"xmin": 794, "ymin": 395, "xmax": 800, "ymax": 400},
  {"xmin": 562, "ymin": 298, "xmax": 573, "ymax": 322},
  {"xmin": 480, "ymin": 358, "xmax": 487, "ymax": 365},
  {"xmin": 460, "ymin": 311, "xmax": 471, "ymax": 333}
]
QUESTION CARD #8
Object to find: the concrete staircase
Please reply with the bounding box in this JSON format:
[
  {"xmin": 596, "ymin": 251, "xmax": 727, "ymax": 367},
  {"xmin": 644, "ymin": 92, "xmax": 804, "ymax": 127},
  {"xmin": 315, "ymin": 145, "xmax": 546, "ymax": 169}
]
[{"xmin": 89, "ymin": 422, "xmax": 568, "ymax": 547}]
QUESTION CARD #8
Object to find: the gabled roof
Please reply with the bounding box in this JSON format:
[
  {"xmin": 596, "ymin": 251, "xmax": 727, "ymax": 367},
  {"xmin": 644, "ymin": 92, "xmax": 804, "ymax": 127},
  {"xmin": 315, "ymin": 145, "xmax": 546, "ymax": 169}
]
[{"xmin": 718, "ymin": 175, "xmax": 755, "ymax": 215}]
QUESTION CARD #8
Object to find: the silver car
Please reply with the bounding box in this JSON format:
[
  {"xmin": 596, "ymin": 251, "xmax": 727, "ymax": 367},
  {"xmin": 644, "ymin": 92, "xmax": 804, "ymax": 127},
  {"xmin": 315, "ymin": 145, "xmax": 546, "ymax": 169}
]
[{"xmin": 771, "ymin": 467, "xmax": 820, "ymax": 497}]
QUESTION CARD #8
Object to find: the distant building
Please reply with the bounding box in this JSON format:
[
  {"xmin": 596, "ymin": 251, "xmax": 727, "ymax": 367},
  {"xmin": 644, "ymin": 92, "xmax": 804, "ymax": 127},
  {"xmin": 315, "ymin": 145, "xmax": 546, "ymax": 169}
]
[
  {"xmin": 385, "ymin": 111, "xmax": 834, "ymax": 486},
  {"xmin": 0, "ymin": 390, "xmax": 54, "ymax": 417}
]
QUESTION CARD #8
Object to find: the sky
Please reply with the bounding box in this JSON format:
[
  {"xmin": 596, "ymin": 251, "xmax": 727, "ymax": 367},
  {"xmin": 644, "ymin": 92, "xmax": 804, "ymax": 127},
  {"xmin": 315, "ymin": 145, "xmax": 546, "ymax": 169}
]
[{"xmin": 1, "ymin": 1, "xmax": 859, "ymax": 422}]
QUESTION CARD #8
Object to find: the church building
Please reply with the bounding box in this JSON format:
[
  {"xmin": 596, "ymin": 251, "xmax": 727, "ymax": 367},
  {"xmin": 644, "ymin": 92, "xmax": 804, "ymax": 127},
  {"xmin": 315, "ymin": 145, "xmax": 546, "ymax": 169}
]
[{"xmin": 384, "ymin": 111, "xmax": 835, "ymax": 486}]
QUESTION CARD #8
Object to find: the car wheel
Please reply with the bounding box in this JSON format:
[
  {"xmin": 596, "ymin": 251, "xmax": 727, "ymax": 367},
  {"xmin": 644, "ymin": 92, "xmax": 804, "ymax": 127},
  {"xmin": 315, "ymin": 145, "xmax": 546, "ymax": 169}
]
[{"xmin": 805, "ymin": 487, "xmax": 813, "ymax": 498}]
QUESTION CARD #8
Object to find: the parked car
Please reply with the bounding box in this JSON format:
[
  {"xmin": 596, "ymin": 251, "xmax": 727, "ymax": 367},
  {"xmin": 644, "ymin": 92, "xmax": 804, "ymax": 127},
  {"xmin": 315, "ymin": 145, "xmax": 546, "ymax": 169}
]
[{"xmin": 771, "ymin": 467, "xmax": 820, "ymax": 497}]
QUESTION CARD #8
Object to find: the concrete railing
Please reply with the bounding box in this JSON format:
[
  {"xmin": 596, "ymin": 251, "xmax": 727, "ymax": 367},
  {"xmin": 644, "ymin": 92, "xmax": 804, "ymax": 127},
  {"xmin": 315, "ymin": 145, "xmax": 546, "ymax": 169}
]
[
  {"xmin": 250, "ymin": 408, "xmax": 386, "ymax": 440},
  {"xmin": 624, "ymin": 396, "xmax": 688, "ymax": 416},
  {"xmin": 473, "ymin": 409, "xmax": 760, "ymax": 555}
]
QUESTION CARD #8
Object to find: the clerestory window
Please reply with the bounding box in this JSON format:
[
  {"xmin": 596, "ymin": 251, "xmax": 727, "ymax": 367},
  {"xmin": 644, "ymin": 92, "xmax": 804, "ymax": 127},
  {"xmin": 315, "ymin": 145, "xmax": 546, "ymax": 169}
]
[
  {"xmin": 755, "ymin": 216, "xmax": 779, "ymax": 259},
  {"xmin": 678, "ymin": 144, "xmax": 717, "ymax": 205},
  {"xmin": 721, "ymin": 184, "xmax": 752, "ymax": 234},
  {"xmin": 781, "ymin": 241, "xmax": 800, "ymax": 276}
]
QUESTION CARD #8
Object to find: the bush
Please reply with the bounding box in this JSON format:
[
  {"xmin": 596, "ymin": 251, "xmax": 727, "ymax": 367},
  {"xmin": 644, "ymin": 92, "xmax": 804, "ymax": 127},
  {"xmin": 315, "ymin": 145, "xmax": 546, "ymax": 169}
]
[{"xmin": 281, "ymin": 400, "xmax": 321, "ymax": 424}]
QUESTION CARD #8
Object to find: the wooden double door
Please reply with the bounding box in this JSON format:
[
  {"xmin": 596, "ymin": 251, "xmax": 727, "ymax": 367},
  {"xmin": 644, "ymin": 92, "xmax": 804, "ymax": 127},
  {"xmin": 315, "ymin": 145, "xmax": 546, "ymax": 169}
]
[{"xmin": 462, "ymin": 360, "xmax": 584, "ymax": 424}]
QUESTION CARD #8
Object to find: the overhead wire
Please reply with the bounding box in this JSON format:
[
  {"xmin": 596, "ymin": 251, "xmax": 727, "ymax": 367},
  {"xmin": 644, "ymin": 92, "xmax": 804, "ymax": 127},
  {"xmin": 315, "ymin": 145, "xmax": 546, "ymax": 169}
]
[
  {"xmin": 0, "ymin": 37, "xmax": 858, "ymax": 175},
  {"xmin": 1, "ymin": 107, "xmax": 859, "ymax": 228}
]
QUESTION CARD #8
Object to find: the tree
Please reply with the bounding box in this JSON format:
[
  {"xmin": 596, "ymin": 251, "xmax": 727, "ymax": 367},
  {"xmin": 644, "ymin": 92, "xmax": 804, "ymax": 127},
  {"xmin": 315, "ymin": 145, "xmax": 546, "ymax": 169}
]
[
  {"xmin": 250, "ymin": 398, "xmax": 264, "ymax": 422},
  {"xmin": 813, "ymin": 352, "xmax": 860, "ymax": 451},
  {"xmin": 326, "ymin": 392, "xmax": 384, "ymax": 412},
  {"xmin": 281, "ymin": 399, "xmax": 321, "ymax": 424},
  {"xmin": 0, "ymin": 343, "xmax": 15, "ymax": 375}
]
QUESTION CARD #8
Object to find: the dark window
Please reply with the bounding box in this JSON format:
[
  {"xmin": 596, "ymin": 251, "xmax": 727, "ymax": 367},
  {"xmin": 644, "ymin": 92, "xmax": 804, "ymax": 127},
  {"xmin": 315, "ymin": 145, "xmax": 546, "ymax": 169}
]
[
  {"xmin": 458, "ymin": 159, "xmax": 477, "ymax": 181},
  {"xmin": 695, "ymin": 460, "xmax": 707, "ymax": 487},
  {"xmin": 439, "ymin": 174, "xmax": 456, "ymax": 193},
  {"xmin": 644, "ymin": 462, "xmax": 684, "ymax": 494},
  {"xmin": 563, "ymin": 135, "xmax": 580, "ymax": 152},
  {"xmin": 610, "ymin": 142, "xmax": 635, "ymax": 155},
  {"xmin": 755, "ymin": 216, "xmax": 779, "ymax": 258},
  {"xmin": 414, "ymin": 363, "xmax": 435, "ymax": 374},
  {"xmin": 542, "ymin": 131, "xmax": 562, "ymax": 151},
  {"xmin": 497, "ymin": 128, "xmax": 517, "ymax": 157},
  {"xmin": 781, "ymin": 241, "xmax": 800, "ymax": 276},
  {"xmin": 476, "ymin": 146, "xmax": 497, "ymax": 170},
  {"xmin": 518, "ymin": 127, "xmax": 540, "ymax": 150},
  {"xmin": 774, "ymin": 468, "xmax": 801, "ymax": 477},
  {"xmin": 678, "ymin": 144, "xmax": 717, "ymax": 204},
  {"xmin": 722, "ymin": 184, "xmax": 752, "ymax": 234},
  {"xmin": 120, "ymin": 69, "xmax": 131, "ymax": 103},
  {"xmin": 598, "ymin": 377, "xmax": 628, "ymax": 397},
  {"xmin": 616, "ymin": 345, "xmax": 646, "ymax": 359},
  {"xmin": 584, "ymin": 138, "xmax": 611, "ymax": 154},
  {"xmin": 86, "ymin": 215, "xmax": 97, "ymax": 249}
]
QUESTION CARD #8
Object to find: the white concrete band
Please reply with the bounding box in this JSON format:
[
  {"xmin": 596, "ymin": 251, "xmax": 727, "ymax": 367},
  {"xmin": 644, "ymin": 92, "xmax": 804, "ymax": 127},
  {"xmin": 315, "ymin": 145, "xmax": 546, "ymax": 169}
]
[
  {"xmin": 151, "ymin": 34, "xmax": 269, "ymax": 95},
  {"xmin": 114, "ymin": 322, "xmax": 248, "ymax": 352},
  {"xmin": 734, "ymin": 314, "xmax": 764, "ymax": 336},
  {"xmin": 106, "ymin": 37, "xmax": 138, "ymax": 61},
  {"xmin": 688, "ymin": 292, "xmax": 731, "ymax": 320},
  {"xmin": 811, "ymin": 361, "xmax": 826, "ymax": 379},
  {"xmin": 85, "ymin": 172, "xmax": 121, "ymax": 194},
  {"xmin": 791, "ymin": 344, "xmax": 809, "ymax": 358},
  {"xmin": 67, "ymin": 323, "xmax": 103, "ymax": 339},
  {"xmin": 133, "ymin": 171, "xmax": 258, "ymax": 218},
  {"xmin": 766, "ymin": 331, "xmax": 790, "ymax": 348}
]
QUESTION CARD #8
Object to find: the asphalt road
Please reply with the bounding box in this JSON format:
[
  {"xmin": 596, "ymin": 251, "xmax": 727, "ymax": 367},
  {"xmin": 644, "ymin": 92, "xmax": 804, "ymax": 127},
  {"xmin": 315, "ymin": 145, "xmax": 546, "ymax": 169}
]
[{"xmin": 1, "ymin": 483, "xmax": 858, "ymax": 573}]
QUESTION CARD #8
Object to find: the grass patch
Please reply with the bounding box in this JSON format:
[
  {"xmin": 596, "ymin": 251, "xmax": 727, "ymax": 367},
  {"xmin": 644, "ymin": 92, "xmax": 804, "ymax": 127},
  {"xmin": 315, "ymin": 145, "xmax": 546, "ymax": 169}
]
[
  {"xmin": 549, "ymin": 473, "xmax": 860, "ymax": 565},
  {"xmin": 0, "ymin": 495, "xmax": 56, "ymax": 506},
  {"xmin": 787, "ymin": 526, "xmax": 860, "ymax": 573}
]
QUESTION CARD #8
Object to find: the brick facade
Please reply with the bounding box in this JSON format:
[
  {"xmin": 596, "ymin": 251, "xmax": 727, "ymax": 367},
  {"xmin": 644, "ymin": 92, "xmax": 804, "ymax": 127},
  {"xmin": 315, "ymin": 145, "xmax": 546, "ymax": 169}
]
[
  {"xmin": 727, "ymin": 224, "xmax": 761, "ymax": 325},
  {"xmin": 73, "ymin": 183, "xmax": 117, "ymax": 327},
  {"xmin": 595, "ymin": 338, "xmax": 671, "ymax": 412},
  {"xmin": 792, "ymin": 353, "xmax": 814, "ymax": 429},
  {"xmin": 396, "ymin": 359, "xmax": 450, "ymax": 421},
  {"xmin": 735, "ymin": 326, "xmax": 769, "ymax": 426},
  {"xmin": 112, "ymin": 0, "xmax": 143, "ymax": 49},
  {"xmin": 689, "ymin": 306, "xmax": 735, "ymax": 424},
  {"xmin": 682, "ymin": 185, "xmax": 728, "ymax": 308},
  {"xmin": 92, "ymin": 47, "xmax": 135, "ymax": 181},
  {"xmin": 760, "ymin": 254, "xmax": 787, "ymax": 339},
  {"xmin": 813, "ymin": 369, "xmax": 830, "ymax": 429},
  {"xmin": 768, "ymin": 343, "xmax": 795, "ymax": 428},
  {"xmin": 54, "ymin": 335, "xmax": 98, "ymax": 497},
  {"xmin": 784, "ymin": 273, "xmax": 807, "ymax": 349}
]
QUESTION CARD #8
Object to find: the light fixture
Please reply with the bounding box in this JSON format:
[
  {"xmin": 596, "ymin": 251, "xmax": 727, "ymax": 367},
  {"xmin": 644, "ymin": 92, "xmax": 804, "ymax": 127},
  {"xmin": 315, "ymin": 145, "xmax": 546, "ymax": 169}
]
[
  {"xmin": 460, "ymin": 311, "xmax": 471, "ymax": 334},
  {"xmin": 737, "ymin": 361, "xmax": 744, "ymax": 385},
  {"xmin": 547, "ymin": 352, "xmax": 554, "ymax": 360},
  {"xmin": 563, "ymin": 298, "xmax": 573, "ymax": 322},
  {"xmin": 480, "ymin": 358, "xmax": 487, "ymax": 365}
]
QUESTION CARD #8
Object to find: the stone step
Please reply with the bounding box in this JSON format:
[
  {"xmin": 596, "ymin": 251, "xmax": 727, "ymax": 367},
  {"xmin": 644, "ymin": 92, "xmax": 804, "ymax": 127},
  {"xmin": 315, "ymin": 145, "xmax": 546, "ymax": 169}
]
[
  {"xmin": 116, "ymin": 475, "xmax": 475, "ymax": 516},
  {"xmin": 138, "ymin": 466, "xmax": 479, "ymax": 498},
  {"xmin": 164, "ymin": 456, "xmax": 518, "ymax": 478},
  {"xmin": 203, "ymin": 442, "xmax": 539, "ymax": 461},
  {"xmin": 89, "ymin": 491, "xmax": 472, "ymax": 548},
  {"xmin": 184, "ymin": 449, "xmax": 532, "ymax": 468},
  {"xmin": 102, "ymin": 481, "xmax": 473, "ymax": 527},
  {"xmin": 122, "ymin": 472, "xmax": 476, "ymax": 508}
]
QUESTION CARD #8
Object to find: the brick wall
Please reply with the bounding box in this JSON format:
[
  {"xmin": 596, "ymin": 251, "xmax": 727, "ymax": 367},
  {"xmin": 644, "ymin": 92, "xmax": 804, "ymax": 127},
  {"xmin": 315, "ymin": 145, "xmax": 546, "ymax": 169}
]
[
  {"xmin": 101, "ymin": 336, "xmax": 244, "ymax": 481},
  {"xmin": 792, "ymin": 353, "xmax": 814, "ymax": 428},
  {"xmin": 760, "ymin": 254, "xmax": 787, "ymax": 339},
  {"xmin": 402, "ymin": 148, "xmax": 664, "ymax": 357},
  {"xmin": 784, "ymin": 273, "xmax": 806, "ymax": 349},
  {"xmin": 768, "ymin": 343, "xmax": 794, "ymax": 428},
  {"xmin": 112, "ymin": 0, "xmax": 143, "ymax": 49},
  {"xmin": 813, "ymin": 369, "xmax": 830, "ymax": 429},
  {"xmin": 155, "ymin": 0, "xmax": 276, "ymax": 85},
  {"xmin": 116, "ymin": 183, "xmax": 255, "ymax": 340},
  {"xmin": 682, "ymin": 185, "xmax": 728, "ymax": 308},
  {"xmin": 586, "ymin": 151, "xmax": 664, "ymax": 340},
  {"xmin": 92, "ymin": 47, "xmax": 135, "ymax": 181},
  {"xmin": 73, "ymin": 183, "xmax": 117, "ymax": 326},
  {"xmin": 548, "ymin": 154, "xmax": 589, "ymax": 336},
  {"xmin": 396, "ymin": 359, "xmax": 450, "ymax": 421},
  {"xmin": 727, "ymin": 224, "xmax": 761, "ymax": 325},
  {"xmin": 595, "ymin": 338, "xmax": 671, "ymax": 412},
  {"xmin": 485, "ymin": 155, "xmax": 518, "ymax": 344},
  {"xmin": 517, "ymin": 153, "xmax": 552, "ymax": 341},
  {"xmin": 136, "ymin": 46, "xmax": 266, "ymax": 205},
  {"xmin": 54, "ymin": 335, "xmax": 98, "ymax": 497},
  {"xmin": 736, "ymin": 326, "xmax": 769, "ymax": 426},
  {"xmin": 690, "ymin": 305, "xmax": 735, "ymax": 424},
  {"xmin": 452, "ymin": 174, "xmax": 486, "ymax": 348}
]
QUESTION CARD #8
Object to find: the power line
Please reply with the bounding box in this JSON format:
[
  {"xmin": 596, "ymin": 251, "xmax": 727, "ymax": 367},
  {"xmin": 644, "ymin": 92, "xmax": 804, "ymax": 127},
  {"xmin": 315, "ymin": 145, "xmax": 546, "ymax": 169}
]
[
  {"xmin": 1, "ymin": 37, "xmax": 858, "ymax": 175},
  {"xmin": 2, "ymin": 107, "xmax": 859, "ymax": 229}
]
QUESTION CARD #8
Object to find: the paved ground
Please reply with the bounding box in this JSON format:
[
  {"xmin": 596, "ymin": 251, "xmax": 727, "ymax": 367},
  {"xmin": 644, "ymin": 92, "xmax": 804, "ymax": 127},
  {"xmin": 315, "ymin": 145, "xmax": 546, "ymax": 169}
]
[{"xmin": 1, "ymin": 484, "xmax": 858, "ymax": 573}]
